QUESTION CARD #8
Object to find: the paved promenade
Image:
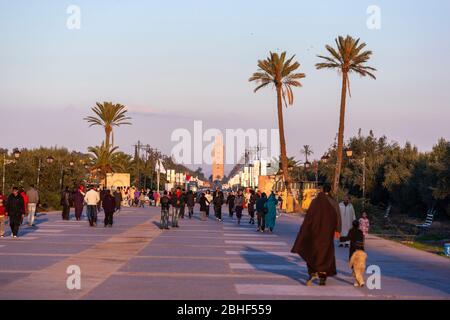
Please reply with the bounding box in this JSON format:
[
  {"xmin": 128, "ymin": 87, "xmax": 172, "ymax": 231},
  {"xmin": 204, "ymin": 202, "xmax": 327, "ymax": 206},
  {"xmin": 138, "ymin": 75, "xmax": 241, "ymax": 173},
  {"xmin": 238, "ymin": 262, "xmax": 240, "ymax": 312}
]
[{"xmin": 0, "ymin": 206, "xmax": 449, "ymax": 299}]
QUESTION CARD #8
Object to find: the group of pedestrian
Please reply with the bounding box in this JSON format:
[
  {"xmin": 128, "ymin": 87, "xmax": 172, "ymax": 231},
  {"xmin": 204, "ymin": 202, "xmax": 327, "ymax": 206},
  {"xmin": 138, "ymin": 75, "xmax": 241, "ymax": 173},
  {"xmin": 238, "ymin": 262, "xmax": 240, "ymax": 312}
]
[
  {"xmin": 60, "ymin": 184, "xmax": 118, "ymax": 228},
  {"xmin": 118, "ymin": 186, "xmax": 160, "ymax": 208},
  {"xmin": 159, "ymin": 187, "xmax": 201, "ymax": 229},
  {"xmin": 291, "ymin": 184, "xmax": 370, "ymax": 287},
  {"xmin": 226, "ymin": 189, "xmax": 279, "ymax": 232},
  {"xmin": 0, "ymin": 185, "xmax": 40, "ymax": 238}
]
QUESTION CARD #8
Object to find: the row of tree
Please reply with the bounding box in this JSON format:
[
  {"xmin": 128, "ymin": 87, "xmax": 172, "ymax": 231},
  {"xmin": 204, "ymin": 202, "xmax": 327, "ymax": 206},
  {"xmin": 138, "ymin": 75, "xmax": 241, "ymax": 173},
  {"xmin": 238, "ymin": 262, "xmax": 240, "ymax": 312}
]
[
  {"xmin": 297, "ymin": 131, "xmax": 449, "ymax": 219},
  {"xmin": 0, "ymin": 144, "xmax": 203, "ymax": 209}
]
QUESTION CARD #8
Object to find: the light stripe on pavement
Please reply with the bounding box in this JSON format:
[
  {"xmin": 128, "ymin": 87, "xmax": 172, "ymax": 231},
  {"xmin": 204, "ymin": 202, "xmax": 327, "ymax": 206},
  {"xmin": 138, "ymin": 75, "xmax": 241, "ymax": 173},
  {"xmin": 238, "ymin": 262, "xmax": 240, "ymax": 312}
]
[
  {"xmin": 229, "ymin": 263, "xmax": 303, "ymax": 271},
  {"xmin": 225, "ymin": 240, "xmax": 287, "ymax": 246},
  {"xmin": 235, "ymin": 284, "xmax": 366, "ymax": 297},
  {"xmin": 223, "ymin": 233, "xmax": 277, "ymax": 237},
  {"xmin": 2, "ymin": 237, "xmax": 38, "ymax": 241},
  {"xmin": 34, "ymin": 229, "xmax": 63, "ymax": 233},
  {"xmin": 223, "ymin": 227, "xmax": 255, "ymax": 230},
  {"xmin": 36, "ymin": 224, "xmax": 83, "ymax": 227},
  {"xmin": 225, "ymin": 250, "xmax": 298, "ymax": 257}
]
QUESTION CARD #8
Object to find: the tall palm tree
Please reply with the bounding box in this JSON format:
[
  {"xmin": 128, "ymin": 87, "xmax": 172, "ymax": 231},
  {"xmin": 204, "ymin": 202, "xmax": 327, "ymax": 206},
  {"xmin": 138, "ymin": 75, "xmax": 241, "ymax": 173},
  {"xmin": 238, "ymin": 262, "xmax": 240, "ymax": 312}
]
[
  {"xmin": 84, "ymin": 102, "xmax": 132, "ymax": 148},
  {"xmin": 301, "ymin": 145, "xmax": 313, "ymax": 163},
  {"xmin": 316, "ymin": 35, "xmax": 376, "ymax": 194},
  {"xmin": 249, "ymin": 51, "xmax": 305, "ymax": 193}
]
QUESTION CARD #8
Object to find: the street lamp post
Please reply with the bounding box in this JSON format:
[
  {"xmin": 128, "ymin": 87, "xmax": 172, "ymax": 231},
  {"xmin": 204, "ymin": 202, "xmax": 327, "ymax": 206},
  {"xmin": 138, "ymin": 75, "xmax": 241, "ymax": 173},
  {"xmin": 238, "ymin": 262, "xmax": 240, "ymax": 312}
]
[
  {"xmin": 59, "ymin": 160, "xmax": 75, "ymax": 191},
  {"xmin": 346, "ymin": 149, "xmax": 367, "ymax": 210},
  {"xmin": 362, "ymin": 152, "xmax": 366, "ymax": 210},
  {"xmin": 36, "ymin": 155, "xmax": 55, "ymax": 190},
  {"xmin": 2, "ymin": 149, "xmax": 21, "ymax": 194}
]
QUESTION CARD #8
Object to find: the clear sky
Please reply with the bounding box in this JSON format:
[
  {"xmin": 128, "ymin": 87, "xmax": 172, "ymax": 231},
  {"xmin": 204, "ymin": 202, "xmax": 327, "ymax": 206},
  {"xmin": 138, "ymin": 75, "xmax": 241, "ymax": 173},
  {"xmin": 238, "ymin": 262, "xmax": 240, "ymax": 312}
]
[{"xmin": 1, "ymin": 0, "xmax": 449, "ymax": 174}]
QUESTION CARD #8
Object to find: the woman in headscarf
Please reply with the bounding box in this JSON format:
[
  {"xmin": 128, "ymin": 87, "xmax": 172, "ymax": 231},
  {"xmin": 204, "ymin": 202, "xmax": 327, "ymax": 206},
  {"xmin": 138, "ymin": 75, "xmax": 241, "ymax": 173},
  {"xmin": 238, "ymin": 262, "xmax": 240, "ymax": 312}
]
[
  {"xmin": 73, "ymin": 185, "xmax": 85, "ymax": 221},
  {"xmin": 264, "ymin": 191, "xmax": 278, "ymax": 232},
  {"xmin": 291, "ymin": 184, "xmax": 342, "ymax": 286}
]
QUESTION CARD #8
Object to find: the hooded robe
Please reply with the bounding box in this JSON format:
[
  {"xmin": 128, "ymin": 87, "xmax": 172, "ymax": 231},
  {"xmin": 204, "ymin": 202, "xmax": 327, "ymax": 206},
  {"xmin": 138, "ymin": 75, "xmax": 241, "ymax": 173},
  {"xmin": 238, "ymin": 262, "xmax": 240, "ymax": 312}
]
[{"xmin": 291, "ymin": 192, "xmax": 342, "ymax": 276}]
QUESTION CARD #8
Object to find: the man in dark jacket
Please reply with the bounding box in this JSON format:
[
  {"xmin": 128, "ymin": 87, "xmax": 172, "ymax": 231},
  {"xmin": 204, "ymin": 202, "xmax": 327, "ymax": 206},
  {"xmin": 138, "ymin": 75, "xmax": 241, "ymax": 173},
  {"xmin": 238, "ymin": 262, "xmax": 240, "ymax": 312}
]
[
  {"xmin": 186, "ymin": 190, "xmax": 195, "ymax": 219},
  {"xmin": 102, "ymin": 189, "xmax": 116, "ymax": 227},
  {"xmin": 213, "ymin": 188, "xmax": 224, "ymax": 222},
  {"xmin": 60, "ymin": 186, "xmax": 71, "ymax": 220},
  {"xmin": 5, "ymin": 187, "xmax": 25, "ymax": 238},
  {"xmin": 248, "ymin": 189, "xmax": 257, "ymax": 224},
  {"xmin": 226, "ymin": 191, "xmax": 235, "ymax": 218},
  {"xmin": 113, "ymin": 187, "xmax": 123, "ymax": 213},
  {"xmin": 160, "ymin": 191, "xmax": 171, "ymax": 229}
]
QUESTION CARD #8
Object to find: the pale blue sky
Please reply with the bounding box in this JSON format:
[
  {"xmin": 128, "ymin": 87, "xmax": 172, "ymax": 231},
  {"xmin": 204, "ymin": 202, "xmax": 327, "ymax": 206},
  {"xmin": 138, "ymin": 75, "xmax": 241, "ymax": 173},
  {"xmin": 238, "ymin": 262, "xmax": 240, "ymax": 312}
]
[{"xmin": 1, "ymin": 0, "xmax": 449, "ymax": 173}]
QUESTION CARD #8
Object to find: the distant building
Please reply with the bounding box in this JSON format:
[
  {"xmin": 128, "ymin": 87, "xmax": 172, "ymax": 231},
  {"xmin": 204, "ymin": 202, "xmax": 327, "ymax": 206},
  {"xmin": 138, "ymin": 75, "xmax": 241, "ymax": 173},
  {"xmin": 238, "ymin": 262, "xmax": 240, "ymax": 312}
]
[{"xmin": 212, "ymin": 134, "xmax": 224, "ymax": 181}]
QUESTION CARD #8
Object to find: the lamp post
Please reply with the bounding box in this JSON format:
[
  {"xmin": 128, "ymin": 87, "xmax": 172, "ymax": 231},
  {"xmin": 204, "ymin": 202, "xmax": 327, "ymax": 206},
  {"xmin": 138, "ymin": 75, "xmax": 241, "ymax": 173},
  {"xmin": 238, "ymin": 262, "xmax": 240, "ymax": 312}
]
[
  {"xmin": 59, "ymin": 160, "xmax": 75, "ymax": 191},
  {"xmin": 2, "ymin": 149, "xmax": 21, "ymax": 194},
  {"xmin": 346, "ymin": 149, "xmax": 367, "ymax": 209},
  {"xmin": 36, "ymin": 155, "xmax": 55, "ymax": 190}
]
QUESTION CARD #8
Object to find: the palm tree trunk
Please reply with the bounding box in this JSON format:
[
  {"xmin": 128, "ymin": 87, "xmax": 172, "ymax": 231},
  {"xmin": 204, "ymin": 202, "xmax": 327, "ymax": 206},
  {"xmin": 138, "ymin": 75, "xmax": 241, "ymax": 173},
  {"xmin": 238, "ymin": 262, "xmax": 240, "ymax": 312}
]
[
  {"xmin": 276, "ymin": 85, "xmax": 291, "ymax": 193},
  {"xmin": 105, "ymin": 126, "xmax": 112, "ymax": 148},
  {"xmin": 333, "ymin": 71, "xmax": 348, "ymax": 195},
  {"xmin": 111, "ymin": 130, "xmax": 114, "ymax": 148}
]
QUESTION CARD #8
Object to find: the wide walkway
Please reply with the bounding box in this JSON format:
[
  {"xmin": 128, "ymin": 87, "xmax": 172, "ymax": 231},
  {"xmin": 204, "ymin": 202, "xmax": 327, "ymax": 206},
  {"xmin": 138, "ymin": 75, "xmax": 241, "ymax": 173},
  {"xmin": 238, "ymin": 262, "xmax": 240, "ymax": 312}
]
[{"xmin": 0, "ymin": 206, "xmax": 449, "ymax": 299}]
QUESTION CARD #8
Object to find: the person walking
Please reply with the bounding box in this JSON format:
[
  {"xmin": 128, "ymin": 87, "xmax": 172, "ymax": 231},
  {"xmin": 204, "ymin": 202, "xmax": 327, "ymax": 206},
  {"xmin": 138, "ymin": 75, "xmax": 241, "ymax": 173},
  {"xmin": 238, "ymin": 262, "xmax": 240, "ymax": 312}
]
[
  {"xmin": 291, "ymin": 185, "xmax": 342, "ymax": 286},
  {"xmin": 138, "ymin": 190, "xmax": 146, "ymax": 208},
  {"xmin": 247, "ymin": 189, "xmax": 257, "ymax": 224},
  {"xmin": 129, "ymin": 186, "xmax": 135, "ymax": 207},
  {"xmin": 170, "ymin": 188, "xmax": 182, "ymax": 228},
  {"xmin": 102, "ymin": 189, "xmax": 116, "ymax": 227},
  {"xmin": 0, "ymin": 192, "xmax": 6, "ymax": 237},
  {"xmin": 84, "ymin": 185, "xmax": 100, "ymax": 227},
  {"xmin": 73, "ymin": 185, "xmax": 85, "ymax": 221},
  {"xmin": 98, "ymin": 187, "xmax": 106, "ymax": 212},
  {"xmin": 5, "ymin": 187, "xmax": 25, "ymax": 238},
  {"xmin": 153, "ymin": 190, "xmax": 160, "ymax": 207},
  {"xmin": 160, "ymin": 190, "xmax": 170, "ymax": 229},
  {"xmin": 122, "ymin": 187, "xmax": 128, "ymax": 207},
  {"xmin": 213, "ymin": 187, "xmax": 224, "ymax": 222},
  {"xmin": 60, "ymin": 186, "xmax": 71, "ymax": 220},
  {"xmin": 256, "ymin": 192, "xmax": 267, "ymax": 232},
  {"xmin": 264, "ymin": 191, "xmax": 278, "ymax": 232},
  {"xmin": 359, "ymin": 212, "xmax": 370, "ymax": 238},
  {"xmin": 205, "ymin": 190, "xmax": 212, "ymax": 217},
  {"xmin": 19, "ymin": 187, "xmax": 28, "ymax": 225},
  {"xmin": 226, "ymin": 191, "xmax": 235, "ymax": 218},
  {"xmin": 114, "ymin": 187, "xmax": 122, "ymax": 213},
  {"xmin": 234, "ymin": 190, "xmax": 244, "ymax": 224},
  {"xmin": 26, "ymin": 184, "xmax": 39, "ymax": 227},
  {"xmin": 179, "ymin": 189, "xmax": 186, "ymax": 219},
  {"xmin": 198, "ymin": 192, "xmax": 209, "ymax": 221},
  {"xmin": 277, "ymin": 193, "xmax": 283, "ymax": 212},
  {"xmin": 339, "ymin": 194, "xmax": 356, "ymax": 248},
  {"xmin": 186, "ymin": 190, "xmax": 195, "ymax": 219},
  {"xmin": 134, "ymin": 189, "xmax": 140, "ymax": 207}
]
